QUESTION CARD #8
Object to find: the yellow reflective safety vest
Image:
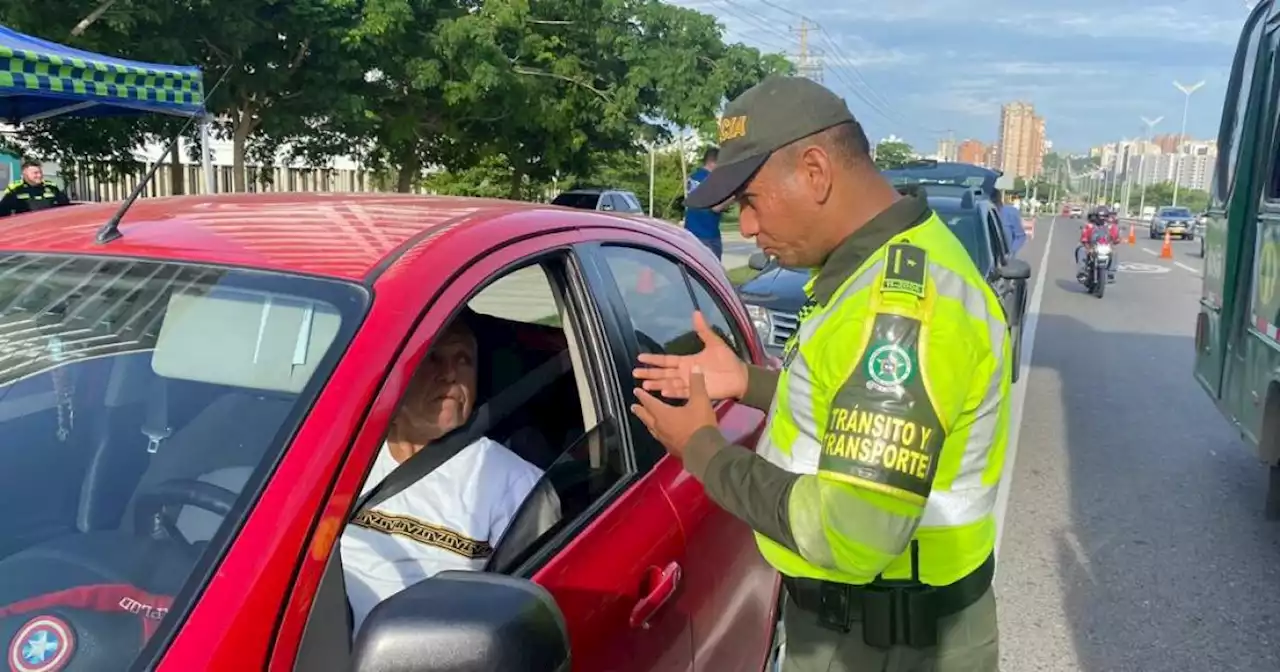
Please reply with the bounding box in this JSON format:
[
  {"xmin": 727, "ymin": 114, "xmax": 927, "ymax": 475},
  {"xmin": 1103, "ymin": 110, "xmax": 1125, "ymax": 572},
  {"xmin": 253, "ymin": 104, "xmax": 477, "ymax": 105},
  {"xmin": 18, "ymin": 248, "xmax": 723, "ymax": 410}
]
[{"xmin": 756, "ymin": 210, "xmax": 1011, "ymax": 587}]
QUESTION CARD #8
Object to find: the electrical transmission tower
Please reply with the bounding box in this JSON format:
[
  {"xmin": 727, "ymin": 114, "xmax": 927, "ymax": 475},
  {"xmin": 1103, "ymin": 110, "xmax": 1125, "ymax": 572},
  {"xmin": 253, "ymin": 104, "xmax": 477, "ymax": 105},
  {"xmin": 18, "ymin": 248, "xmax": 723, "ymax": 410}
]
[{"xmin": 795, "ymin": 19, "xmax": 823, "ymax": 83}]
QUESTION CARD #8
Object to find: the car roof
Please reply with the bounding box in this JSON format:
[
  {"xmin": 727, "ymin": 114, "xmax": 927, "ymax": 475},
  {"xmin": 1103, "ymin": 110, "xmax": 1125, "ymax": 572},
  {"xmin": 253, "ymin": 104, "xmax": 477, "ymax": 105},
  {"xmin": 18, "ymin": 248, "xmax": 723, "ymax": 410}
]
[
  {"xmin": 559, "ymin": 187, "xmax": 631, "ymax": 195},
  {"xmin": 0, "ymin": 192, "xmax": 645, "ymax": 282},
  {"xmin": 883, "ymin": 161, "xmax": 1002, "ymax": 193}
]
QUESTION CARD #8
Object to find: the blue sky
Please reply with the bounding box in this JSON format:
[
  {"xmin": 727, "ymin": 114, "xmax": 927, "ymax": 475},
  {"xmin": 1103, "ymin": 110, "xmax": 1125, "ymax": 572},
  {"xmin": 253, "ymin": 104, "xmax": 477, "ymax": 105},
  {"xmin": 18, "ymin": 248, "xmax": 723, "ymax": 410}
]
[{"xmin": 673, "ymin": 0, "xmax": 1251, "ymax": 154}]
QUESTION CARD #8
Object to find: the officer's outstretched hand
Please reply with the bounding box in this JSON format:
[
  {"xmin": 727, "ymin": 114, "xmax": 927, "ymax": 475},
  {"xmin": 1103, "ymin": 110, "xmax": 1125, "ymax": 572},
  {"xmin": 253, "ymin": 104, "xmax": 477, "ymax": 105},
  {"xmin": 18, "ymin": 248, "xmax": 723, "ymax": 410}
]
[
  {"xmin": 632, "ymin": 311, "xmax": 747, "ymax": 401},
  {"xmin": 631, "ymin": 367, "xmax": 719, "ymax": 459}
]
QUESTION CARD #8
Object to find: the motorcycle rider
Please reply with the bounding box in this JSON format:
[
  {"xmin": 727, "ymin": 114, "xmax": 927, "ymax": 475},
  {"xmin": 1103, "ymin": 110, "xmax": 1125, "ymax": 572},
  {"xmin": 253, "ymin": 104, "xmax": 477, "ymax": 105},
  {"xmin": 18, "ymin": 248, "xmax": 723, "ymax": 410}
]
[{"xmin": 1077, "ymin": 206, "xmax": 1121, "ymax": 283}]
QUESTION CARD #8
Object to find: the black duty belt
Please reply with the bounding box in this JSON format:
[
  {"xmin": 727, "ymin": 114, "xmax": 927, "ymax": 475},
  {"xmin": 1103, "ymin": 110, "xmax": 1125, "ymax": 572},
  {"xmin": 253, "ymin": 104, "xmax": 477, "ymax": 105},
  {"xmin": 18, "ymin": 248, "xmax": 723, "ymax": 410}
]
[{"xmin": 782, "ymin": 552, "xmax": 995, "ymax": 649}]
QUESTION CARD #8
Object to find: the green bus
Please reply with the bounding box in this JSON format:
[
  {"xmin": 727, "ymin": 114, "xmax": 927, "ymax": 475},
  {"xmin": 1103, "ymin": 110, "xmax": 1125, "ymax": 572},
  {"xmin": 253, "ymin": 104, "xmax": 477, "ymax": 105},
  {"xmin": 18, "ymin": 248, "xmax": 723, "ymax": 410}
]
[{"xmin": 1196, "ymin": 0, "xmax": 1280, "ymax": 518}]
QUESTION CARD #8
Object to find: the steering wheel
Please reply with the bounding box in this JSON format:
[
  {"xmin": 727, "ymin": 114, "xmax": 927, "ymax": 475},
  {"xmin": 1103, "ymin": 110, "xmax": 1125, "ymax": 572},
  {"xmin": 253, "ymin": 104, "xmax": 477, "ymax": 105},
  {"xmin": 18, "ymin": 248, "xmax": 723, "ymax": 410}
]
[{"xmin": 132, "ymin": 479, "xmax": 239, "ymax": 547}]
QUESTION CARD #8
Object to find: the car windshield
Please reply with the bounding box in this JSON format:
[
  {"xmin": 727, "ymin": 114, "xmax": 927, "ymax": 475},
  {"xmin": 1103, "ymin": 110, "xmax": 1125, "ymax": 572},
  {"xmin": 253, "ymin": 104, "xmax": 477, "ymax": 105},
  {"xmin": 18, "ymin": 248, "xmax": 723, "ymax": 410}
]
[
  {"xmin": 0, "ymin": 254, "xmax": 364, "ymax": 669},
  {"xmin": 934, "ymin": 206, "xmax": 993, "ymax": 273},
  {"xmin": 1160, "ymin": 207, "xmax": 1192, "ymax": 217},
  {"xmin": 618, "ymin": 192, "xmax": 644, "ymax": 212},
  {"xmin": 551, "ymin": 192, "xmax": 600, "ymax": 210}
]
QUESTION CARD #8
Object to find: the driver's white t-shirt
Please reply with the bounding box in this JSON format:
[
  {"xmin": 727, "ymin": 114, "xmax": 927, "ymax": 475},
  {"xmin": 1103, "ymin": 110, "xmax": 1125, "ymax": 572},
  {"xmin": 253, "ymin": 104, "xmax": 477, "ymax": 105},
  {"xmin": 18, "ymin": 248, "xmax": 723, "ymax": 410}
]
[{"xmin": 340, "ymin": 436, "xmax": 547, "ymax": 633}]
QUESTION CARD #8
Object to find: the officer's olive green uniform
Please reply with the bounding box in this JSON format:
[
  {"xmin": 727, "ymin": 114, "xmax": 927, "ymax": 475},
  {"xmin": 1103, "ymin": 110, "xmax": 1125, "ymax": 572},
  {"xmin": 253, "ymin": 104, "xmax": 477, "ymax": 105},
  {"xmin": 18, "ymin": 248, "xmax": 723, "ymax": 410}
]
[{"xmin": 680, "ymin": 77, "xmax": 1009, "ymax": 672}]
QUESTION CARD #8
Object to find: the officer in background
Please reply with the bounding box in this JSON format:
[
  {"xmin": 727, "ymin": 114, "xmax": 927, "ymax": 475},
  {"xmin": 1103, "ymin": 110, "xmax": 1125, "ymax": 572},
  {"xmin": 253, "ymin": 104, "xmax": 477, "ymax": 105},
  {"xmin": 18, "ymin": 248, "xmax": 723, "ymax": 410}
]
[
  {"xmin": 631, "ymin": 76, "xmax": 1009, "ymax": 671},
  {"xmin": 0, "ymin": 161, "xmax": 70, "ymax": 217}
]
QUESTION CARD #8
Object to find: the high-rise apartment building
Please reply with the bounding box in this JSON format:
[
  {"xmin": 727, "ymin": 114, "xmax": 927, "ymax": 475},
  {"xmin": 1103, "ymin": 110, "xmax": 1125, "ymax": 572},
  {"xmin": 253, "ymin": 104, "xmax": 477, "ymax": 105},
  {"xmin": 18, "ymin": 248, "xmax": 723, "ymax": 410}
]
[
  {"xmin": 936, "ymin": 137, "xmax": 957, "ymax": 162},
  {"xmin": 957, "ymin": 139, "xmax": 986, "ymax": 166},
  {"xmin": 1153, "ymin": 133, "xmax": 1188, "ymax": 154},
  {"xmin": 997, "ymin": 102, "xmax": 1045, "ymax": 179}
]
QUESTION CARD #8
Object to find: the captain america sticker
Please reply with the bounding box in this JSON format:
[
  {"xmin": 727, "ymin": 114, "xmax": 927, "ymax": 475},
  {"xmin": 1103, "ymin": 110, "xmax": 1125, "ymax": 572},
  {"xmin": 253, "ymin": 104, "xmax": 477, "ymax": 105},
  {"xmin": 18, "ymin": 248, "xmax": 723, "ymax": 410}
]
[{"xmin": 8, "ymin": 615, "xmax": 76, "ymax": 672}]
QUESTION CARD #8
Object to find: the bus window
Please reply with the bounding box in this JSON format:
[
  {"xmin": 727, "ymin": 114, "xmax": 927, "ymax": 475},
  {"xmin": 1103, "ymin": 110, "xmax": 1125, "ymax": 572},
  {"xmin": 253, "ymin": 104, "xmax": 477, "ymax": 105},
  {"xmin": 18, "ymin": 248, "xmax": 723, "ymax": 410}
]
[{"xmin": 1216, "ymin": 5, "xmax": 1268, "ymax": 200}]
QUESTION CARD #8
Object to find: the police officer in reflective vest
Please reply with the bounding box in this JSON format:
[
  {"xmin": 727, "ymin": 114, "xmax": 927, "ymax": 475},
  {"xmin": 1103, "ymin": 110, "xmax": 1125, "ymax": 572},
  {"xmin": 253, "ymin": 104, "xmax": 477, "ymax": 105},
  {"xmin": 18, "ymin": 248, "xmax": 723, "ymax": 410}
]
[
  {"xmin": 632, "ymin": 76, "xmax": 1008, "ymax": 671},
  {"xmin": 0, "ymin": 161, "xmax": 70, "ymax": 217}
]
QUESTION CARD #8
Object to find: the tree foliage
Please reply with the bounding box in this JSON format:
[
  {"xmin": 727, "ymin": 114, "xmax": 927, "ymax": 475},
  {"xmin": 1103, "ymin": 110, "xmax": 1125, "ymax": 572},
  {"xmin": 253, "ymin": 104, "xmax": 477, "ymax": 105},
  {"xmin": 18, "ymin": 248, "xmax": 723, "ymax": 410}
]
[
  {"xmin": 0, "ymin": 1, "xmax": 791, "ymax": 197},
  {"xmin": 873, "ymin": 140, "xmax": 914, "ymax": 170},
  {"xmin": 1134, "ymin": 181, "xmax": 1209, "ymax": 213}
]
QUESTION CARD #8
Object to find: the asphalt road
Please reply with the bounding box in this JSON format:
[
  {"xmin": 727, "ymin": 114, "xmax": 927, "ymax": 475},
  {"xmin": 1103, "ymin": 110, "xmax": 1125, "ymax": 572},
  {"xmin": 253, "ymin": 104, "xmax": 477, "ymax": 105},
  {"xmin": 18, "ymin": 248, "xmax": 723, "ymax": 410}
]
[{"xmin": 995, "ymin": 217, "xmax": 1280, "ymax": 672}]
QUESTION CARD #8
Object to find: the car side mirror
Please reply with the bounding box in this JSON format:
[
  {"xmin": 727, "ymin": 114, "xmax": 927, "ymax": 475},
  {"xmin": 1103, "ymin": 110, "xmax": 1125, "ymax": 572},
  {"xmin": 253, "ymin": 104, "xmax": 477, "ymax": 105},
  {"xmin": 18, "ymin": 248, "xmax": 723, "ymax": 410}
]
[
  {"xmin": 600, "ymin": 203, "xmax": 614, "ymax": 212},
  {"xmin": 353, "ymin": 571, "xmax": 571, "ymax": 672},
  {"xmin": 998, "ymin": 258, "xmax": 1032, "ymax": 281},
  {"xmin": 748, "ymin": 251, "xmax": 771, "ymax": 271}
]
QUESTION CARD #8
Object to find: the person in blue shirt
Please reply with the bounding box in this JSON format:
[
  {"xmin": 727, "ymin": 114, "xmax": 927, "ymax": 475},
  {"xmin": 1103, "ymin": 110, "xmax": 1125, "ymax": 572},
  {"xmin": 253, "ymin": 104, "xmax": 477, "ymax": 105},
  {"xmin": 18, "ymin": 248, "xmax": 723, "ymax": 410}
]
[
  {"xmin": 993, "ymin": 189, "xmax": 1026, "ymax": 257},
  {"xmin": 684, "ymin": 148, "xmax": 723, "ymax": 259}
]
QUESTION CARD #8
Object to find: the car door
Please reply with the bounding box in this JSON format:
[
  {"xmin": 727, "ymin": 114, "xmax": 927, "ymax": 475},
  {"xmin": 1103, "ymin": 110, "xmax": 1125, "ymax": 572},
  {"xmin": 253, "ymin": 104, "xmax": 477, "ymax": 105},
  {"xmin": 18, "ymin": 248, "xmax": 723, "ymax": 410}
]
[
  {"xmin": 277, "ymin": 232, "xmax": 694, "ymax": 672},
  {"xmin": 579, "ymin": 235, "xmax": 779, "ymax": 672},
  {"xmin": 983, "ymin": 206, "xmax": 1018, "ymax": 322}
]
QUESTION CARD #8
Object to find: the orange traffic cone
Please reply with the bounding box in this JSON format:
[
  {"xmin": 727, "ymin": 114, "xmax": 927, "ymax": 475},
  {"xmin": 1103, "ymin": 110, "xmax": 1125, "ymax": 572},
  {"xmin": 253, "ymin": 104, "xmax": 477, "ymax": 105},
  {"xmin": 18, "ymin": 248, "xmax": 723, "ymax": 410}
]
[
  {"xmin": 1127, "ymin": 224, "xmax": 1136, "ymax": 245},
  {"xmin": 1160, "ymin": 229, "xmax": 1173, "ymax": 259},
  {"xmin": 637, "ymin": 267, "xmax": 655, "ymax": 294}
]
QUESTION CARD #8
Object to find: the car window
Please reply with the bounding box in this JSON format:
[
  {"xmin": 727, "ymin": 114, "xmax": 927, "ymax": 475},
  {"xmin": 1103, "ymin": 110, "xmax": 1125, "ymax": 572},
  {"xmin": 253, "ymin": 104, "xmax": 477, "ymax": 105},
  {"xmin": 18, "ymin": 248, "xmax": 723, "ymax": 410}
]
[
  {"xmin": 596, "ymin": 245, "xmax": 706, "ymax": 356},
  {"xmin": 687, "ymin": 269, "xmax": 750, "ymax": 360},
  {"xmin": 1159, "ymin": 207, "xmax": 1192, "ymax": 217},
  {"xmin": 331, "ymin": 255, "xmax": 632, "ymax": 639},
  {"xmin": 551, "ymin": 192, "xmax": 599, "ymax": 210},
  {"xmin": 618, "ymin": 192, "xmax": 644, "ymax": 213},
  {"xmin": 934, "ymin": 207, "xmax": 994, "ymax": 274},
  {"xmin": 985, "ymin": 208, "xmax": 1008, "ymax": 265},
  {"xmin": 0, "ymin": 254, "xmax": 364, "ymax": 671}
]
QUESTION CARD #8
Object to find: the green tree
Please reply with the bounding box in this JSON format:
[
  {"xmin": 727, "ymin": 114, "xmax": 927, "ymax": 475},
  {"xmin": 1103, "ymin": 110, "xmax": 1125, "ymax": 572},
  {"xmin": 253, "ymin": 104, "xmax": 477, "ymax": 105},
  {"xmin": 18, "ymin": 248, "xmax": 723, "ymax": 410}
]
[
  {"xmin": 873, "ymin": 140, "xmax": 914, "ymax": 170},
  {"xmin": 1137, "ymin": 181, "xmax": 1210, "ymax": 213}
]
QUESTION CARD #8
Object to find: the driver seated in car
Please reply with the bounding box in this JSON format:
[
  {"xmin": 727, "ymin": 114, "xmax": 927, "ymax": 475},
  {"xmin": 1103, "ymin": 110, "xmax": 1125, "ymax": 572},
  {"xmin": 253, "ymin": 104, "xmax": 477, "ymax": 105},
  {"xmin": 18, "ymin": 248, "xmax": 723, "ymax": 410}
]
[{"xmin": 340, "ymin": 318, "xmax": 558, "ymax": 634}]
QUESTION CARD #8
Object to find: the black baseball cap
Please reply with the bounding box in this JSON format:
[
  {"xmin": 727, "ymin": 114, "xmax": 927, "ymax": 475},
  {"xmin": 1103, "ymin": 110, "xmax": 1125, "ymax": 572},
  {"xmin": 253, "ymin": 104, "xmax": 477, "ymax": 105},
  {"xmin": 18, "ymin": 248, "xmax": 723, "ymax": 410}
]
[{"xmin": 686, "ymin": 76, "xmax": 858, "ymax": 209}]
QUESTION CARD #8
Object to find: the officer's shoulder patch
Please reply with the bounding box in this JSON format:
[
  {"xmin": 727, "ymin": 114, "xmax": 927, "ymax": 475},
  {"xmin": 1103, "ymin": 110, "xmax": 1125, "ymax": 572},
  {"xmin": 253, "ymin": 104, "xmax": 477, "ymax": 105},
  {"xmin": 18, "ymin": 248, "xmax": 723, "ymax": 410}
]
[{"xmin": 880, "ymin": 243, "xmax": 927, "ymax": 297}]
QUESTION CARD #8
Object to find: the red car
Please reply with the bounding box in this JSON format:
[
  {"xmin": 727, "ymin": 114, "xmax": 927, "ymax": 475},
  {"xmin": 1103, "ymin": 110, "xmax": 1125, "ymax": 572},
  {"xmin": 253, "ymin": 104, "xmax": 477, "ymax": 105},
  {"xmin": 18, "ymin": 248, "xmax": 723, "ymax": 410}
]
[{"xmin": 0, "ymin": 194, "xmax": 781, "ymax": 672}]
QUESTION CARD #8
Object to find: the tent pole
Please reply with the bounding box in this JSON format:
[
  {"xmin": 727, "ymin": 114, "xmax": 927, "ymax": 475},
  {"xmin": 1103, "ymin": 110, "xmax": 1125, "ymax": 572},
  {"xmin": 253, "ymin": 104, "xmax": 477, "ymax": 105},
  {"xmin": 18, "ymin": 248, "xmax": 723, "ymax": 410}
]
[{"xmin": 201, "ymin": 116, "xmax": 214, "ymax": 194}]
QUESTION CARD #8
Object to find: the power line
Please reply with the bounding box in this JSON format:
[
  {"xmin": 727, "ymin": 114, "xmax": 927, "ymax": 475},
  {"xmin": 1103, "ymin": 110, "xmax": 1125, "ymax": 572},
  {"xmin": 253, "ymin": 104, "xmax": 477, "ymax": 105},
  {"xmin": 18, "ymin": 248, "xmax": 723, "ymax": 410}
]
[{"xmin": 738, "ymin": 0, "xmax": 945, "ymax": 138}]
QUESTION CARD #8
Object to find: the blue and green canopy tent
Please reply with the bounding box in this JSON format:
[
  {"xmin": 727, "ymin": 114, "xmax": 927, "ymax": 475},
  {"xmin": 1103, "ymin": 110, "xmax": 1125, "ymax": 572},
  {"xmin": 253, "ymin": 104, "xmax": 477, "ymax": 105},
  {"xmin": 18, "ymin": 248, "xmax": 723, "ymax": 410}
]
[
  {"xmin": 0, "ymin": 25, "xmax": 204, "ymax": 122},
  {"xmin": 0, "ymin": 24, "xmax": 214, "ymax": 192},
  {"xmin": 0, "ymin": 25, "xmax": 205, "ymax": 123}
]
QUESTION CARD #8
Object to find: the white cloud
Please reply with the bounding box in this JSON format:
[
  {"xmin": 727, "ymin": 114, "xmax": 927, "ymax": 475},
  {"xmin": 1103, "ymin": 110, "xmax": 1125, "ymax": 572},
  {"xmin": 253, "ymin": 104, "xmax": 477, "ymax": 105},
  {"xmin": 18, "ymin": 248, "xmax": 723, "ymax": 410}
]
[{"xmin": 1004, "ymin": 6, "xmax": 1243, "ymax": 44}]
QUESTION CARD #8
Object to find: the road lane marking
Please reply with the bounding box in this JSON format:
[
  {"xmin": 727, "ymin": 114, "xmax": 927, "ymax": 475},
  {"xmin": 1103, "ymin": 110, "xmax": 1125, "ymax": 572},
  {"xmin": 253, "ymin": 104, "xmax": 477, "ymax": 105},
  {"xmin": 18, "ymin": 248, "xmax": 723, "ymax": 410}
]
[
  {"xmin": 1117, "ymin": 262, "xmax": 1170, "ymax": 274},
  {"xmin": 994, "ymin": 217, "xmax": 1054, "ymax": 565},
  {"xmin": 1139, "ymin": 247, "xmax": 1157, "ymax": 256},
  {"xmin": 1175, "ymin": 261, "xmax": 1202, "ymax": 276}
]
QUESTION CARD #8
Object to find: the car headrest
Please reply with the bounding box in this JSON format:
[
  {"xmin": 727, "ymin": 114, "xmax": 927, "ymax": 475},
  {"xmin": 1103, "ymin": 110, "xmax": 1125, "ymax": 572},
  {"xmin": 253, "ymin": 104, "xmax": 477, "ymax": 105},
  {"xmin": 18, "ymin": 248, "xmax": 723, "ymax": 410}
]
[
  {"xmin": 462, "ymin": 309, "xmax": 568, "ymax": 408},
  {"xmin": 151, "ymin": 287, "xmax": 343, "ymax": 394}
]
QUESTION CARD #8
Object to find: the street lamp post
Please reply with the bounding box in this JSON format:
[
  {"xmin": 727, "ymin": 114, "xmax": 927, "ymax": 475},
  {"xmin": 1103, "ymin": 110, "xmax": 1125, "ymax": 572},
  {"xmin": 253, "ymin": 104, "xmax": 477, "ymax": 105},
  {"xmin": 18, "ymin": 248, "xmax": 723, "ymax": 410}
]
[
  {"xmin": 1172, "ymin": 80, "xmax": 1206, "ymax": 207},
  {"xmin": 1137, "ymin": 115, "xmax": 1164, "ymax": 220}
]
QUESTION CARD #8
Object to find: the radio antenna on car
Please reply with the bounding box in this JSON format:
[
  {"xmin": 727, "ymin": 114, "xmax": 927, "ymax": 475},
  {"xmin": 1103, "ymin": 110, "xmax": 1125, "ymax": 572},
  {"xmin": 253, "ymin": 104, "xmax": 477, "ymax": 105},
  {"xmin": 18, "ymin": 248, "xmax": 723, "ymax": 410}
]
[{"xmin": 95, "ymin": 67, "xmax": 232, "ymax": 245}]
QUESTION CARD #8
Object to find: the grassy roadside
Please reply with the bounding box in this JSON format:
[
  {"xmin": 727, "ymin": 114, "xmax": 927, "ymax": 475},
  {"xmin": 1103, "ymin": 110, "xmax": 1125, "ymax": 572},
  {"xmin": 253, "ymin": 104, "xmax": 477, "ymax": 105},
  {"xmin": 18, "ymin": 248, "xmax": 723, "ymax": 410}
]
[{"xmin": 725, "ymin": 265, "xmax": 757, "ymax": 287}]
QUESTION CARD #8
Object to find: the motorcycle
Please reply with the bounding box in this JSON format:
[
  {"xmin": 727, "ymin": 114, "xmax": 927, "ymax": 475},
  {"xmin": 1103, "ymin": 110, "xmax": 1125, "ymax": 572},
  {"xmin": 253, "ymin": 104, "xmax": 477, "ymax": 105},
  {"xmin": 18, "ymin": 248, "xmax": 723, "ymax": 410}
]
[{"xmin": 1078, "ymin": 234, "xmax": 1112, "ymax": 298}]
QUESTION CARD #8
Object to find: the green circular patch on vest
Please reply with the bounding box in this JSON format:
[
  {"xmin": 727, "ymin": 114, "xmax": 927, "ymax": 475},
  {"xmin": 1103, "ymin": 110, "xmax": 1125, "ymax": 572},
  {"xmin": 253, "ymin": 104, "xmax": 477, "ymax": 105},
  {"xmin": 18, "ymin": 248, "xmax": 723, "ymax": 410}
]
[{"xmin": 866, "ymin": 344, "xmax": 912, "ymax": 387}]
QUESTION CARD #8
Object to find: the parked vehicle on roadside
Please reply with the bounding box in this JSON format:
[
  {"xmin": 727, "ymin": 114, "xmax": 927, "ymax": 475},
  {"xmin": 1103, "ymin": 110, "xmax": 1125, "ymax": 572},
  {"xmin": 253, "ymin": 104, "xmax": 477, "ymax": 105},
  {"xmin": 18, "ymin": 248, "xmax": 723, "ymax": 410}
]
[{"xmin": 551, "ymin": 187, "xmax": 645, "ymax": 214}]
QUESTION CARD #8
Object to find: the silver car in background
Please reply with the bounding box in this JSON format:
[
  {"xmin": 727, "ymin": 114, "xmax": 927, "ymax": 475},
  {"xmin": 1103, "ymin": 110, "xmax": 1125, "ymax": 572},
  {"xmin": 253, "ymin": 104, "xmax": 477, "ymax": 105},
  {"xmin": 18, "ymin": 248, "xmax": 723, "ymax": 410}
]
[{"xmin": 1149, "ymin": 206, "xmax": 1197, "ymax": 240}]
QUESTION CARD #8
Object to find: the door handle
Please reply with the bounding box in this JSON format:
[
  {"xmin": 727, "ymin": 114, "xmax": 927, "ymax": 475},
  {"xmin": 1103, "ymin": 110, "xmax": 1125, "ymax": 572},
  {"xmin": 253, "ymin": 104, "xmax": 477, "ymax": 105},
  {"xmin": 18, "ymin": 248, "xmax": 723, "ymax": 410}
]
[{"xmin": 629, "ymin": 561, "xmax": 682, "ymax": 629}]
